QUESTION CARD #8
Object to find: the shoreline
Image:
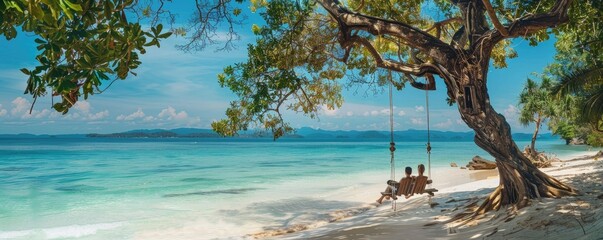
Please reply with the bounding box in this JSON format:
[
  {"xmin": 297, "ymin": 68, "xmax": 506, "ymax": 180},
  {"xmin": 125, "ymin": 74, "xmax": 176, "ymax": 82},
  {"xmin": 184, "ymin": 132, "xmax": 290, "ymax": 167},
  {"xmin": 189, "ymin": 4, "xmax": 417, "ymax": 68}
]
[
  {"xmin": 248, "ymin": 164, "xmax": 499, "ymax": 239},
  {"xmin": 259, "ymin": 150, "xmax": 603, "ymax": 239}
]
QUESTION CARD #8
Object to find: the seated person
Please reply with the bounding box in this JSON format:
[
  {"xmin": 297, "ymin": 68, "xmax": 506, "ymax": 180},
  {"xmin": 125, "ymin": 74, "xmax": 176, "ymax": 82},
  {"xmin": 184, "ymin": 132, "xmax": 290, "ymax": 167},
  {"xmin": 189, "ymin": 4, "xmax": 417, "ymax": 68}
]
[
  {"xmin": 408, "ymin": 164, "xmax": 434, "ymax": 197},
  {"xmin": 376, "ymin": 166, "xmax": 413, "ymax": 204}
]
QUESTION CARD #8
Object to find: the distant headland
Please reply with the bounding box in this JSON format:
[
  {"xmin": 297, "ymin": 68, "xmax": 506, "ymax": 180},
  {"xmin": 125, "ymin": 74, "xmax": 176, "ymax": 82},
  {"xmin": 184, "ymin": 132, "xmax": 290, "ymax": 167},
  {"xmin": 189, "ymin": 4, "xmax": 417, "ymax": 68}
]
[{"xmin": 0, "ymin": 127, "xmax": 555, "ymax": 142}]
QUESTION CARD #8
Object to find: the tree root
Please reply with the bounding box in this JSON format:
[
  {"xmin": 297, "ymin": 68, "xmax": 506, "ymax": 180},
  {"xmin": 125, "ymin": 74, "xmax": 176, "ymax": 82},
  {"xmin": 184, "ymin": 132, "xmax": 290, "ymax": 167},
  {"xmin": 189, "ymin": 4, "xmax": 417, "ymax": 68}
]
[{"xmin": 439, "ymin": 172, "xmax": 581, "ymax": 227}]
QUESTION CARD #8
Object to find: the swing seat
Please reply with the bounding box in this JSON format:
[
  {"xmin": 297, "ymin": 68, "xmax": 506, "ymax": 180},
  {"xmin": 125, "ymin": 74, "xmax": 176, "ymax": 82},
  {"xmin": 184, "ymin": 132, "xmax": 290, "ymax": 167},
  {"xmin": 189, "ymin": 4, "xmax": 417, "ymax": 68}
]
[
  {"xmin": 381, "ymin": 177, "xmax": 414, "ymax": 197},
  {"xmin": 410, "ymin": 176, "xmax": 438, "ymax": 197},
  {"xmin": 387, "ymin": 176, "xmax": 438, "ymax": 199}
]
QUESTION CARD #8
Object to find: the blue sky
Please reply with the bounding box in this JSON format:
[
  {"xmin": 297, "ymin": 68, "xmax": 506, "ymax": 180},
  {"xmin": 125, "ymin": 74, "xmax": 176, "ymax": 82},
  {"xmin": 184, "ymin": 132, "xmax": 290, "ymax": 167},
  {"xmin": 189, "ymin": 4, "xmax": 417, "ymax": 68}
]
[{"xmin": 0, "ymin": 6, "xmax": 557, "ymax": 135}]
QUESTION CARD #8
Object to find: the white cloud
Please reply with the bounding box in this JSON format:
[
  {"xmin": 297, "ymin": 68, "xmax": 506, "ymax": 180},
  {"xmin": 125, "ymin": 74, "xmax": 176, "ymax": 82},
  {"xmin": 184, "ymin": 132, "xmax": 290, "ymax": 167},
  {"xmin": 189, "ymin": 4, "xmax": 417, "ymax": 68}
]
[
  {"xmin": 158, "ymin": 106, "xmax": 189, "ymax": 120},
  {"xmin": 456, "ymin": 119, "xmax": 464, "ymax": 125},
  {"xmin": 411, "ymin": 118, "xmax": 424, "ymax": 125},
  {"xmin": 86, "ymin": 110, "xmax": 109, "ymax": 121},
  {"xmin": 415, "ymin": 106, "xmax": 424, "ymax": 112},
  {"xmin": 65, "ymin": 113, "xmax": 81, "ymax": 120},
  {"xmin": 0, "ymin": 104, "xmax": 6, "ymax": 117},
  {"xmin": 321, "ymin": 105, "xmax": 338, "ymax": 117},
  {"xmin": 346, "ymin": 111, "xmax": 353, "ymax": 117},
  {"xmin": 11, "ymin": 97, "xmax": 30, "ymax": 116},
  {"xmin": 117, "ymin": 108, "xmax": 146, "ymax": 121},
  {"xmin": 74, "ymin": 101, "xmax": 91, "ymax": 113},
  {"xmin": 504, "ymin": 105, "xmax": 519, "ymax": 118},
  {"xmin": 397, "ymin": 110, "xmax": 406, "ymax": 116},
  {"xmin": 435, "ymin": 119, "xmax": 453, "ymax": 128},
  {"xmin": 368, "ymin": 109, "xmax": 390, "ymax": 116},
  {"xmin": 8, "ymin": 97, "xmax": 55, "ymax": 119},
  {"xmin": 34, "ymin": 109, "xmax": 51, "ymax": 119}
]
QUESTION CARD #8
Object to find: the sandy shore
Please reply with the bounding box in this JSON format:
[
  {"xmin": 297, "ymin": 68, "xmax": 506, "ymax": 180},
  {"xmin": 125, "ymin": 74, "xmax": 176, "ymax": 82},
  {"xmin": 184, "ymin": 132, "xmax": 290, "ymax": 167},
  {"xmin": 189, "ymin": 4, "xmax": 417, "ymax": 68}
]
[{"xmin": 266, "ymin": 150, "xmax": 603, "ymax": 240}]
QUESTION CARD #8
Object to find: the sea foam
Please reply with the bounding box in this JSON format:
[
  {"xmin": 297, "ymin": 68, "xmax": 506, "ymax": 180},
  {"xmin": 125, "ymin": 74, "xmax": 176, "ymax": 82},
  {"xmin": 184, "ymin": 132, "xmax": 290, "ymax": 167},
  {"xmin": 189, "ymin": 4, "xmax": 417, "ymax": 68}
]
[{"xmin": 0, "ymin": 222, "xmax": 123, "ymax": 239}]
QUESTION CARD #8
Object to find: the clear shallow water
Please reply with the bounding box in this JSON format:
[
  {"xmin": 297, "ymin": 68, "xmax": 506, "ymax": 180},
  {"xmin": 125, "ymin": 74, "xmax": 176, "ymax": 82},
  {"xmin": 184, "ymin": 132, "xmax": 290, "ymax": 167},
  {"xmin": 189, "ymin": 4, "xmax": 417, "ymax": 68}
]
[{"xmin": 0, "ymin": 138, "xmax": 597, "ymax": 239}]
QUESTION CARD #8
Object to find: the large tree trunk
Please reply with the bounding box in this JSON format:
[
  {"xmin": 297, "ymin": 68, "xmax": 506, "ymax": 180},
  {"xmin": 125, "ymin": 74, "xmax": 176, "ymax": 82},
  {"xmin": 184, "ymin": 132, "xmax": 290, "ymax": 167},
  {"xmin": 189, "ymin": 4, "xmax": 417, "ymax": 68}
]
[{"xmin": 449, "ymin": 64, "xmax": 578, "ymax": 212}]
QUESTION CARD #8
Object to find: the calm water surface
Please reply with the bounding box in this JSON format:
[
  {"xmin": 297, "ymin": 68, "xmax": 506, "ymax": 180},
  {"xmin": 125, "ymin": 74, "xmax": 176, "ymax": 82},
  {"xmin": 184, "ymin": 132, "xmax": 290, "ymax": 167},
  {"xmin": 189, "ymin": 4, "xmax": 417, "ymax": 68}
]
[{"xmin": 0, "ymin": 138, "xmax": 596, "ymax": 239}]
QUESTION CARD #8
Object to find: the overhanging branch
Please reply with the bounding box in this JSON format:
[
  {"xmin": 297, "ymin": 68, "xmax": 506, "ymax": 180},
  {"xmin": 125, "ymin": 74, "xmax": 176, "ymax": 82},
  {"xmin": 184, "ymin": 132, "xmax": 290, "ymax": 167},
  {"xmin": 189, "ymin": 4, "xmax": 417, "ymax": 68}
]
[
  {"xmin": 491, "ymin": 0, "xmax": 573, "ymax": 43},
  {"xmin": 345, "ymin": 35, "xmax": 440, "ymax": 78},
  {"xmin": 318, "ymin": 0, "xmax": 455, "ymax": 64}
]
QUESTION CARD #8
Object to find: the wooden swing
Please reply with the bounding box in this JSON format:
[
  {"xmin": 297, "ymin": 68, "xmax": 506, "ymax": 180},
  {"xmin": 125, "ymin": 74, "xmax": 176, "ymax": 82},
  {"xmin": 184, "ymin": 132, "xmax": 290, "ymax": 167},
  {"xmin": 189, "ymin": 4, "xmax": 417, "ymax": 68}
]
[{"xmin": 382, "ymin": 73, "xmax": 438, "ymax": 206}]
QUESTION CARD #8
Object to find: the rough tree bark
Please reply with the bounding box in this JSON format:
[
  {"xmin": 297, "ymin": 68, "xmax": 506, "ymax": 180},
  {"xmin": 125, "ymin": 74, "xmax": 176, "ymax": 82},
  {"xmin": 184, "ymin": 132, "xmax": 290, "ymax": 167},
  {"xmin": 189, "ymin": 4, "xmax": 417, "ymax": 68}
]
[
  {"xmin": 445, "ymin": 61, "xmax": 577, "ymax": 213},
  {"xmin": 319, "ymin": 0, "xmax": 578, "ymax": 213}
]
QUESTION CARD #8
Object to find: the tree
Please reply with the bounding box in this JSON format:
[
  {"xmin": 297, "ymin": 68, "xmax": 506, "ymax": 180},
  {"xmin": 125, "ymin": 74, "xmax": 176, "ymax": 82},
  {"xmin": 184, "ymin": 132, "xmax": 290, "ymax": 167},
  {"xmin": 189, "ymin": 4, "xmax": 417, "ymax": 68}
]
[
  {"xmin": 518, "ymin": 77, "xmax": 556, "ymax": 153},
  {"xmin": 547, "ymin": 0, "xmax": 602, "ymax": 133},
  {"xmin": 551, "ymin": 120, "xmax": 577, "ymax": 145},
  {"xmin": 214, "ymin": 0, "xmax": 582, "ymax": 214}
]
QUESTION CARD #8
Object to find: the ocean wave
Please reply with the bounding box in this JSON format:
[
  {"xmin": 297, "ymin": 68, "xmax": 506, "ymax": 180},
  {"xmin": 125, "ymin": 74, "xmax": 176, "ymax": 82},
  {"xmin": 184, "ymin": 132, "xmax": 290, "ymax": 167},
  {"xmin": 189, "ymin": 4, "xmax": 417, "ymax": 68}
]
[
  {"xmin": 163, "ymin": 187, "xmax": 263, "ymax": 198},
  {"xmin": 55, "ymin": 184, "xmax": 107, "ymax": 192},
  {"xmin": 0, "ymin": 222, "xmax": 123, "ymax": 239},
  {"xmin": 179, "ymin": 177, "xmax": 220, "ymax": 182}
]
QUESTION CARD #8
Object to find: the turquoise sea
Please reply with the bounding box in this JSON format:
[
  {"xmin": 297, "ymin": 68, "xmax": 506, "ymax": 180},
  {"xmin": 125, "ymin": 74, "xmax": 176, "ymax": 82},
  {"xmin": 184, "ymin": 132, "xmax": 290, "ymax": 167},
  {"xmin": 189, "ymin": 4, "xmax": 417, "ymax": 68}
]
[{"xmin": 0, "ymin": 137, "xmax": 596, "ymax": 239}]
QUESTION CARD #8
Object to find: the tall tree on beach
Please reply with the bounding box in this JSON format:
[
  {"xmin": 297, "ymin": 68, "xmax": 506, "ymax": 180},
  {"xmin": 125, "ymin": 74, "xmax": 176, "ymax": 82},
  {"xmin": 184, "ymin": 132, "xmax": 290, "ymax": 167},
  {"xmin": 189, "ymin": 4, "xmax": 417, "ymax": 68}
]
[
  {"xmin": 213, "ymin": 0, "xmax": 583, "ymax": 214},
  {"xmin": 3, "ymin": 0, "xmax": 597, "ymax": 214},
  {"xmin": 518, "ymin": 77, "xmax": 556, "ymax": 154}
]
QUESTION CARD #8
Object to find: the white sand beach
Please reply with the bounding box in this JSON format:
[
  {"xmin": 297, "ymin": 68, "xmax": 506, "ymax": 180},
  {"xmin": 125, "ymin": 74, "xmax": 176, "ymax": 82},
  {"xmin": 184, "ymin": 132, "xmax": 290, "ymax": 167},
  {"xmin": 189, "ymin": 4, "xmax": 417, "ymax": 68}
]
[{"xmin": 256, "ymin": 150, "xmax": 603, "ymax": 239}]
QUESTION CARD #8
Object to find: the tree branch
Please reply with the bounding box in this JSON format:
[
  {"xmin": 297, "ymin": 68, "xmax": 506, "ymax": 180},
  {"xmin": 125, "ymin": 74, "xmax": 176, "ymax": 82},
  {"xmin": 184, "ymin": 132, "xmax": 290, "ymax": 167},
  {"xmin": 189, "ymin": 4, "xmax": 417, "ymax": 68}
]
[
  {"xmin": 425, "ymin": 17, "xmax": 463, "ymax": 39},
  {"xmin": 177, "ymin": 0, "xmax": 242, "ymax": 52},
  {"xmin": 492, "ymin": 0, "xmax": 573, "ymax": 42},
  {"xmin": 481, "ymin": 0, "xmax": 509, "ymax": 37},
  {"xmin": 318, "ymin": 0, "xmax": 455, "ymax": 64},
  {"xmin": 345, "ymin": 35, "xmax": 440, "ymax": 78}
]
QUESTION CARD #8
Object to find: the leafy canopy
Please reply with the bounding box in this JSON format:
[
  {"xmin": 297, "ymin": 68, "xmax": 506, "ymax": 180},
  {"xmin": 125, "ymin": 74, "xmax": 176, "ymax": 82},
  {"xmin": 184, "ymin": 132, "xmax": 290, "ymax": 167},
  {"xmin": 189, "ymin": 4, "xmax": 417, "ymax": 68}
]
[
  {"xmin": 518, "ymin": 77, "xmax": 556, "ymax": 127},
  {"xmin": 545, "ymin": 0, "xmax": 602, "ymax": 142},
  {"xmin": 1, "ymin": 0, "xmax": 172, "ymax": 113},
  {"xmin": 211, "ymin": 0, "xmax": 561, "ymax": 138}
]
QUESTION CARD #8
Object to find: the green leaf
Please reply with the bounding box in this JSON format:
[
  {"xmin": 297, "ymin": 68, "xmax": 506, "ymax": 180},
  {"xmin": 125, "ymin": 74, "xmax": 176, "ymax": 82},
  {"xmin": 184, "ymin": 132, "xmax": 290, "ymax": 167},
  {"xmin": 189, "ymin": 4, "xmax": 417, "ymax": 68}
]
[
  {"xmin": 251, "ymin": 24, "xmax": 261, "ymax": 34},
  {"xmin": 4, "ymin": 0, "xmax": 24, "ymax": 12},
  {"xmin": 52, "ymin": 103, "xmax": 69, "ymax": 115},
  {"xmin": 156, "ymin": 24, "xmax": 163, "ymax": 35},
  {"xmin": 30, "ymin": 4, "xmax": 45, "ymax": 19},
  {"xmin": 20, "ymin": 68, "xmax": 31, "ymax": 75},
  {"xmin": 62, "ymin": 0, "xmax": 82, "ymax": 12},
  {"xmin": 157, "ymin": 32, "xmax": 172, "ymax": 39},
  {"xmin": 34, "ymin": 38, "xmax": 46, "ymax": 44},
  {"xmin": 58, "ymin": 0, "xmax": 74, "ymax": 20}
]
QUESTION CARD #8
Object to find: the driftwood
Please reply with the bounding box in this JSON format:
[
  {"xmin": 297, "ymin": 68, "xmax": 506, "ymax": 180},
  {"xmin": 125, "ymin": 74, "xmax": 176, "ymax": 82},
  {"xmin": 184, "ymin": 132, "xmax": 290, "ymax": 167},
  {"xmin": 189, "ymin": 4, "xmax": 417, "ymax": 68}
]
[
  {"xmin": 466, "ymin": 156, "xmax": 497, "ymax": 170},
  {"xmin": 523, "ymin": 147, "xmax": 557, "ymax": 168}
]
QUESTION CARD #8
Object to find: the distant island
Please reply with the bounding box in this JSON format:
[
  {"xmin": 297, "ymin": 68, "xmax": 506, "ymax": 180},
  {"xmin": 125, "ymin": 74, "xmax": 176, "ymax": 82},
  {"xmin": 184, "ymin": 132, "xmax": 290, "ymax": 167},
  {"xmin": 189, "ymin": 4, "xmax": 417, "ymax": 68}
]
[{"xmin": 0, "ymin": 127, "xmax": 556, "ymax": 142}]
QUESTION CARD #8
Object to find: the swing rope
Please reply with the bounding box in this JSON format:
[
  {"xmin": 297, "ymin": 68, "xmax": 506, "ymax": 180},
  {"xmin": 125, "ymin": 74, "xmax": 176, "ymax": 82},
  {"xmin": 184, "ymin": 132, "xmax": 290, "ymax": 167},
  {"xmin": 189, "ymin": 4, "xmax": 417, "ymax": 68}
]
[
  {"xmin": 425, "ymin": 88, "xmax": 432, "ymax": 181},
  {"xmin": 388, "ymin": 72, "xmax": 397, "ymax": 210}
]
